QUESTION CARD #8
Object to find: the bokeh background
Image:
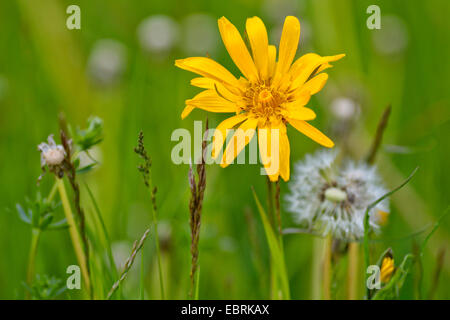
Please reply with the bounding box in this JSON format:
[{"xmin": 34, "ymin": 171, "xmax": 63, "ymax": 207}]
[{"xmin": 0, "ymin": 0, "xmax": 449, "ymax": 299}]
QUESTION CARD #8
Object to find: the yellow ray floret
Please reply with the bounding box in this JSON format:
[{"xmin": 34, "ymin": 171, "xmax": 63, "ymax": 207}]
[{"xmin": 175, "ymin": 16, "xmax": 345, "ymax": 181}]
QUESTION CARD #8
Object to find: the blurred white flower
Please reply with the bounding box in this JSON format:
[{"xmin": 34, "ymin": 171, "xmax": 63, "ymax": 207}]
[
  {"xmin": 38, "ymin": 134, "xmax": 65, "ymax": 167},
  {"xmin": 286, "ymin": 149, "xmax": 389, "ymax": 240},
  {"xmin": 270, "ymin": 19, "xmax": 311, "ymax": 49},
  {"xmin": 372, "ymin": 15, "xmax": 409, "ymax": 56},
  {"xmin": 263, "ymin": 0, "xmax": 304, "ymax": 24},
  {"xmin": 330, "ymin": 97, "xmax": 360, "ymax": 121},
  {"xmin": 137, "ymin": 15, "xmax": 179, "ymax": 54},
  {"xmin": 181, "ymin": 13, "xmax": 219, "ymax": 55},
  {"xmin": 88, "ymin": 39, "xmax": 127, "ymax": 86}
]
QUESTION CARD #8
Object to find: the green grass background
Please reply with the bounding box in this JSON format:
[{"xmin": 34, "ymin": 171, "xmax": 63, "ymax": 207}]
[{"xmin": 0, "ymin": 0, "xmax": 449, "ymax": 299}]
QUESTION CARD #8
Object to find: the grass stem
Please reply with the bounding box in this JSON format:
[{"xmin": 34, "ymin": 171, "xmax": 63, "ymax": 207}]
[
  {"xmin": 56, "ymin": 178, "xmax": 91, "ymax": 294},
  {"xmin": 26, "ymin": 228, "xmax": 41, "ymax": 298},
  {"xmin": 150, "ymin": 201, "xmax": 165, "ymax": 300},
  {"xmin": 311, "ymin": 237, "xmax": 322, "ymax": 299}
]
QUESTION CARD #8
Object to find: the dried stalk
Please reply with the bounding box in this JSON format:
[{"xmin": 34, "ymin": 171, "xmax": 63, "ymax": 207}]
[
  {"xmin": 366, "ymin": 105, "xmax": 392, "ymax": 164},
  {"xmin": 59, "ymin": 129, "xmax": 90, "ymax": 280},
  {"xmin": 188, "ymin": 119, "xmax": 208, "ymax": 298},
  {"xmin": 107, "ymin": 228, "xmax": 151, "ymax": 299},
  {"xmin": 134, "ymin": 131, "xmax": 165, "ymax": 299}
]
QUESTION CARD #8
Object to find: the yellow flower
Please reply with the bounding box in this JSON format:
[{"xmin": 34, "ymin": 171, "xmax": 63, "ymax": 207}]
[
  {"xmin": 175, "ymin": 16, "xmax": 344, "ymax": 181},
  {"xmin": 380, "ymin": 257, "xmax": 395, "ymax": 283}
]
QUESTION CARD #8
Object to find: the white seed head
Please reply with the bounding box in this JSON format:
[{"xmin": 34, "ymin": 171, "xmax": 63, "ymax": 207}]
[
  {"xmin": 137, "ymin": 15, "xmax": 179, "ymax": 54},
  {"xmin": 286, "ymin": 149, "xmax": 389, "ymax": 240},
  {"xmin": 372, "ymin": 15, "xmax": 409, "ymax": 56},
  {"xmin": 181, "ymin": 13, "xmax": 219, "ymax": 55},
  {"xmin": 88, "ymin": 39, "xmax": 127, "ymax": 86}
]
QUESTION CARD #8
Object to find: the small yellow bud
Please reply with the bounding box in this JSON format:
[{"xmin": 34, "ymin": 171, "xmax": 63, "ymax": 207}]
[{"xmin": 380, "ymin": 257, "xmax": 395, "ymax": 283}]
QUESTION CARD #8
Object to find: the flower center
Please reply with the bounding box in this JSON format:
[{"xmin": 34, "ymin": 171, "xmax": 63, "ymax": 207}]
[
  {"xmin": 244, "ymin": 84, "xmax": 286, "ymax": 121},
  {"xmin": 324, "ymin": 187, "xmax": 347, "ymax": 203},
  {"xmin": 43, "ymin": 149, "xmax": 65, "ymax": 166}
]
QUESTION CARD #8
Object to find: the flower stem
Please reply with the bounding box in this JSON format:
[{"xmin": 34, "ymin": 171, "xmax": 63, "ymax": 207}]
[
  {"xmin": 56, "ymin": 178, "xmax": 91, "ymax": 294},
  {"xmin": 347, "ymin": 242, "xmax": 359, "ymax": 300},
  {"xmin": 311, "ymin": 237, "xmax": 322, "ymax": 299},
  {"xmin": 323, "ymin": 236, "xmax": 332, "ymax": 300}
]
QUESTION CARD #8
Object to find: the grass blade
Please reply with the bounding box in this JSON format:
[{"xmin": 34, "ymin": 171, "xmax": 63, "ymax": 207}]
[
  {"xmin": 252, "ymin": 187, "xmax": 290, "ymax": 300},
  {"xmin": 364, "ymin": 167, "xmax": 419, "ymax": 299}
]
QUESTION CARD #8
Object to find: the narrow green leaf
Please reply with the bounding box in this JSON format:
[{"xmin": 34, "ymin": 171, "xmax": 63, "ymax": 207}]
[
  {"xmin": 252, "ymin": 187, "xmax": 290, "ymax": 300},
  {"xmin": 364, "ymin": 167, "xmax": 418, "ymax": 299}
]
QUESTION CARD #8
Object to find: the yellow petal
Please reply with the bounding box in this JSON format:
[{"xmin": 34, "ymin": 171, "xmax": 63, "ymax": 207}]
[
  {"xmin": 246, "ymin": 17, "xmax": 269, "ymax": 80},
  {"xmin": 273, "ymin": 16, "xmax": 301, "ymax": 85},
  {"xmin": 268, "ymin": 45, "xmax": 277, "ymax": 77},
  {"xmin": 287, "ymin": 119, "xmax": 334, "ymax": 148},
  {"xmin": 279, "ymin": 125, "xmax": 290, "ymax": 181},
  {"xmin": 218, "ymin": 17, "xmax": 259, "ymax": 82},
  {"xmin": 283, "ymin": 105, "xmax": 316, "ymax": 121},
  {"xmin": 181, "ymin": 105, "xmax": 195, "ymax": 119},
  {"xmin": 190, "ymin": 77, "xmax": 215, "ymax": 89},
  {"xmin": 221, "ymin": 117, "xmax": 258, "ymax": 167},
  {"xmin": 289, "ymin": 53, "xmax": 322, "ymax": 78},
  {"xmin": 187, "ymin": 90, "xmax": 238, "ymax": 113},
  {"xmin": 212, "ymin": 113, "xmax": 248, "ymax": 159},
  {"xmin": 175, "ymin": 57, "xmax": 242, "ymax": 90},
  {"xmin": 290, "ymin": 54, "xmax": 344, "ymax": 91},
  {"xmin": 299, "ymin": 73, "xmax": 329, "ymax": 96},
  {"xmin": 258, "ymin": 125, "xmax": 280, "ymax": 181}
]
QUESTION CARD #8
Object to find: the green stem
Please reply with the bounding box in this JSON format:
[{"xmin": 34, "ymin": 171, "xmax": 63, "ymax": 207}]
[
  {"xmin": 26, "ymin": 228, "xmax": 41, "ymax": 296},
  {"xmin": 56, "ymin": 178, "xmax": 91, "ymax": 294},
  {"xmin": 140, "ymin": 250, "xmax": 145, "ymax": 300},
  {"xmin": 47, "ymin": 181, "xmax": 58, "ymax": 202},
  {"xmin": 149, "ymin": 193, "xmax": 165, "ymax": 300}
]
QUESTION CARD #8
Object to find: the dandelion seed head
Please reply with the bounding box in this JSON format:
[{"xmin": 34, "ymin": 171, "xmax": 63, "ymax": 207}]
[
  {"xmin": 331, "ymin": 97, "xmax": 359, "ymax": 121},
  {"xmin": 181, "ymin": 13, "xmax": 219, "ymax": 55},
  {"xmin": 286, "ymin": 149, "xmax": 389, "ymax": 240},
  {"xmin": 138, "ymin": 15, "xmax": 179, "ymax": 54},
  {"xmin": 88, "ymin": 39, "xmax": 127, "ymax": 86},
  {"xmin": 372, "ymin": 15, "xmax": 409, "ymax": 56}
]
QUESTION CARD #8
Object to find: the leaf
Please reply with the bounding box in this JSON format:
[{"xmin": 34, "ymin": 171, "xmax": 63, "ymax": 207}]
[
  {"xmin": 419, "ymin": 206, "xmax": 450, "ymax": 256},
  {"xmin": 416, "ymin": 205, "xmax": 450, "ymax": 299},
  {"xmin": 47, "ymin": 218, "xmax": 69, "ymax": 230},
  {"xmin": 16, "ymin": 204, "xmax": 31, "ymax": 224},
  {"xmin": 364, "ymin": 167, "xmax": 418, "ymax": 299},
  {"xmin": 252, "ymin": 187, "xmax": 290, "ymax": 300},
  {"xmin": 40, "ymin": 214, "xmax": 54, "ymax": 230},
  {"xmin": 76, "ymin": 163, "xmax": 97, "ymax": 174}
]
